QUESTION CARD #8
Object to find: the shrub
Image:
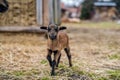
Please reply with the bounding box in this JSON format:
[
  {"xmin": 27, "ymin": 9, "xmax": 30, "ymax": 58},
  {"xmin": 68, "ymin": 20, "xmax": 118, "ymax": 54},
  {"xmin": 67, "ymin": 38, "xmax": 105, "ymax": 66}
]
[{"xmin": 80, "ymin": 0, "xmax": 96, "ymax": 20}]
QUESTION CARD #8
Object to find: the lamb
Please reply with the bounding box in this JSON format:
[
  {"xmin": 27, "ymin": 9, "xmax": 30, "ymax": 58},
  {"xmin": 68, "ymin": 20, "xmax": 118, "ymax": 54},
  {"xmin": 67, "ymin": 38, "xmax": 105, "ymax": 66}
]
[{"xmin": 40, "ymin": 23, "xmax": 72, "ymax": 76}]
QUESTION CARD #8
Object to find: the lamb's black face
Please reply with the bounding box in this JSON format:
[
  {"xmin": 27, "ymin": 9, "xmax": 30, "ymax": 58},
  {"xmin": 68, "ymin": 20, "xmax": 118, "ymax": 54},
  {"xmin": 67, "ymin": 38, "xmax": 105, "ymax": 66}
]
[
  {"xmin": 48, "ymin": 24, "xmax": 58, "ymax": 40},
  {"xmin": 40, "ymin": 24, "xmax": 67, "ymax": 40},
  {"xmin": 0, "ymin": 0, "xmax": 9, "ymax": 13}
]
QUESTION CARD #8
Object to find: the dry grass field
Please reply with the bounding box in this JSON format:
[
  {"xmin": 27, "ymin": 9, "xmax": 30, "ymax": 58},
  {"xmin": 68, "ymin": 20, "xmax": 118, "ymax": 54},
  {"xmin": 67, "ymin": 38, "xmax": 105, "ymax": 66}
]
[{"xmin": 0, "ymin": 22, "xmax": 120, "ymax": 80}]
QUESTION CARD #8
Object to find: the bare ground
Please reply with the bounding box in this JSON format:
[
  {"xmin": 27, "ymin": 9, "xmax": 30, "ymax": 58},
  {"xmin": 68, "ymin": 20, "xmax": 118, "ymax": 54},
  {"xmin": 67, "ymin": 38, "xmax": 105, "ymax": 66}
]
[{"xmin": 0, "ymin": 23, "xmax": 120, "ymax": 80}]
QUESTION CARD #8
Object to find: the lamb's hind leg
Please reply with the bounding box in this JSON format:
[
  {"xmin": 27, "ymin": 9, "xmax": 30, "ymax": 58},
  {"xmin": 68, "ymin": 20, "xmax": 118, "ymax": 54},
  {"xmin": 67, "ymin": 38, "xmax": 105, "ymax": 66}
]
[
  {"xmin": 56, "ymin": 53, "xmax": 61, "ymax": 67},
  {"xmin": 64, "ymin": 47, "xmax": 72, "ymax": 67}
]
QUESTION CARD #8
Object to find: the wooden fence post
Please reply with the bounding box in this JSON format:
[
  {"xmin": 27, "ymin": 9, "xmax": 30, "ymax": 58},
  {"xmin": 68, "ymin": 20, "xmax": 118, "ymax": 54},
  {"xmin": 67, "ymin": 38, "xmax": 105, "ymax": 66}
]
[
  {"xmin": 54, "ymin": 0, "xmax": 61, "ymax": 25},
  {"xmin": 36, "ymin": 0, "xmax": 42, "ymax": 25},
  {"xmin": 36, "ymin": 0, "xmax": 61, "ymax": 26},
  {"xmin": 43, "ymin": 0, "xmax": 49, "ymax": 26},
  {"xmin": 49, "ymin": 0, "xmax": 54, "ymax": 24}
]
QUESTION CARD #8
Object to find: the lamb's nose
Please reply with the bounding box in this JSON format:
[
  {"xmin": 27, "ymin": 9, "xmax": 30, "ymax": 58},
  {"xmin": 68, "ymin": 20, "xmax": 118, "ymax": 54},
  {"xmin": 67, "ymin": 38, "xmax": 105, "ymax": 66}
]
[{"xmin": 49, "ymin": 35, "xmax": 56, "ymax": 40}]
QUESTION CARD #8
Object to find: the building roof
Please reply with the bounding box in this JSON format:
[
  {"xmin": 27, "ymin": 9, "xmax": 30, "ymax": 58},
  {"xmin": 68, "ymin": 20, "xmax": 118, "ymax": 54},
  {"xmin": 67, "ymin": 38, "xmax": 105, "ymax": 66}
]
[{"xmin": 94, "ymin": 2, "xmax": 116, "ymax": 6}]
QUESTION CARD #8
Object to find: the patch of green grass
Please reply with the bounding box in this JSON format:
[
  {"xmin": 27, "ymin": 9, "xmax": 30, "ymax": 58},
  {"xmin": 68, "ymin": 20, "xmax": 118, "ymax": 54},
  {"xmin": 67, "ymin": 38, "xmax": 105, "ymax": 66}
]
[
  {"xmin": 58, "ymin": 64, "xmax": 66, "ymax": 68},
  {"xmin": 71, "ymin": 66, "xmax": 109, "ymax": 80},
  {"xmin": 87, "ymin": 72, "xmax": 97, "ymax": 79},
  {"xmin": 40, "ymin": 60, "xmax": 47, "ymax": 64},
  {"xmin": 41, "ymin": 77, "xmax": 50, "ymax": 80},
  {"xmin": 71, "ymin": 66, "xmax": 96, "ymax": 79},
  {"xmin": 31, "ymin": 69, "xmax": 40, "ymax": 75},
  {"xmin": 108, "ymin": 54, "xmax": 120, "ymax": 60},
  {"xmin": 9, "ymin": 69, "xmax": 41, "ymax": 77},
  {"xmin": 107, "ymin": 70, "xmax": 120, "ymax": 80},
  {"xmin": 0, "ymin": 73, "xmax": 22, "ymax": 80},
  {"xmin": 11, "ymin": 71, "xmax": 25, "ymax": 76},
  {"xmin": 97, "ymin": 77, "xmax": 108, "ymax": 80},
  {"xmin": 86, "ymin": 72, "xmax": 109, "ymax": 80},
  {"xmin": 71, "ymin": 66, "xmax": 85, "ymax": 75}
]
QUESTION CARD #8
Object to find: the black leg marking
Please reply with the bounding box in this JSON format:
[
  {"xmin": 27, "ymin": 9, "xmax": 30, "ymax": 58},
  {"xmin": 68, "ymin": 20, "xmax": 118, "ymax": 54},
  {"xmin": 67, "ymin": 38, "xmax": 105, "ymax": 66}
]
[
  {"xmin": 47, "ymin": 49, "xmax": 52, "ymax": 67},
  {"xmin": 53, "ymin": 50, "xmax": 58, "ymax": 56},
  {"xmin": 56, "ymin": 54, "xmax": 61, "ymax": 67},
  {"xmin": 64, "ymin": 48, "xmax": 72, "ymax": 67},
  {"xmin": 47, "ymin": 55, "xmax": 52, "ymax": 67},
  {"xmin": 51, "ymin": 50, "xmax": 59, "ymax": 76},
  {"xmin": 51, "ymin": 60, "xmax": 56, "ymax": 76}
]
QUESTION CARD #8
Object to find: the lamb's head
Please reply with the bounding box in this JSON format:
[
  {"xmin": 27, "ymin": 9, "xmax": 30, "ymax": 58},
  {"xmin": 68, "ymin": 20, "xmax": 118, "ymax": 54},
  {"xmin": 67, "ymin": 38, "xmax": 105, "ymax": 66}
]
[{"xmin": 40, "ymin": 24, "xmax": 66, "ymax": 40}]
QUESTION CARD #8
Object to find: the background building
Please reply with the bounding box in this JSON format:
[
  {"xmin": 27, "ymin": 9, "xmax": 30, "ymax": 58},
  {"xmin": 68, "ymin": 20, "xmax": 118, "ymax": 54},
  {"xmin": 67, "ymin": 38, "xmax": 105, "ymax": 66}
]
[{"xmin": 93, "ymin": 0, "xmax": 118, "ymax": 21}]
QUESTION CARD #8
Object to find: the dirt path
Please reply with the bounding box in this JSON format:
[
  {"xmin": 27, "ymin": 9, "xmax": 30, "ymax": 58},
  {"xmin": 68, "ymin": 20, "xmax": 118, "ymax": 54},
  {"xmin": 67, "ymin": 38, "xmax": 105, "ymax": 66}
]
[{"xmin": 0, "ymin": 25, "xmax": 120, "ymax": 80}]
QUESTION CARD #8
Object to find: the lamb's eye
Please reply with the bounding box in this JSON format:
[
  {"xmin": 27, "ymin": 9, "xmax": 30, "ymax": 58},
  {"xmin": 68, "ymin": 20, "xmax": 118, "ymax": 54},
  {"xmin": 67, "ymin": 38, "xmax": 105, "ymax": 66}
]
[
  {"xmin": 54, "ymin": 26, "xmax": 58, "ymax": 31},
  {"xmin": 48, "ymin": 28, "xmax": 51, "ymax": 31},
  {"xmin": 55, "ymin": 28, "xmax": 58, "ymax": 31}
]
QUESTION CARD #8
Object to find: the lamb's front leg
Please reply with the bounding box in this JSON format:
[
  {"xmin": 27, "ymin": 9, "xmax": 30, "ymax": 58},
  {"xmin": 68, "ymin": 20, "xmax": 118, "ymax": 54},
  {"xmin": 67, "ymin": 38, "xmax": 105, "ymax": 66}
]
[
  {"xmin": 47, "ymin": 49, "xmax": 52, "ymax": 67},
  {"xmin": 51, "ymin": 50, "xmax": 60, "ymax": 76}
]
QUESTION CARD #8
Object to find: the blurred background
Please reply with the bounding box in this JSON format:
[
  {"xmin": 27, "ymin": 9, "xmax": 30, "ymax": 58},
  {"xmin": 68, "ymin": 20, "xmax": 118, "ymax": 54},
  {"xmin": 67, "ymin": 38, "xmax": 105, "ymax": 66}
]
[
  {"xmin": 0, "ymin": 0, "xmax": 120, "ymax": 80},
  {"xmin": 0, "ymin": 0, "xmax": 120, "ymax": 26},
  {"xmin": 61, "ymin": 0, "xmax": 120, "ymax": 23}
]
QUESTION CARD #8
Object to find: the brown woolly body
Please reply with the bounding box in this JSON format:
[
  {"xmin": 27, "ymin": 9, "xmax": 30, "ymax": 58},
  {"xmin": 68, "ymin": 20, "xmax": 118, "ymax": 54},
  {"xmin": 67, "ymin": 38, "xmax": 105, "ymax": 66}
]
[{"xmin": 47, "ymin": 31, "xmax": 69, "ymax": 51}]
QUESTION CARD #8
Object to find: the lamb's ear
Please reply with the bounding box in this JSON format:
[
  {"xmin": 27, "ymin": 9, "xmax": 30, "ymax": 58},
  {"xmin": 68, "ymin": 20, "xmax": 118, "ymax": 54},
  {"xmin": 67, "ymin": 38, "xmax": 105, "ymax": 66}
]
[
  {"xmin": 59, "ymin": 26, "xmax": 67, "ymax": 31},
  {"xmin": 40, "ymin": 26, "xmax": 48, "ymax": 30}
]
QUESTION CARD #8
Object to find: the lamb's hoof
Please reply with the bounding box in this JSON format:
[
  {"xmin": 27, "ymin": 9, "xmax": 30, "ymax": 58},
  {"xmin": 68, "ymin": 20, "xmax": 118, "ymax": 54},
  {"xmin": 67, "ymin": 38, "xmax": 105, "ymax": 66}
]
[
  {"xmin": 51, "ymin": 72, "xmax": 55, "ymax": 76},
  {"xmin": 56, "ymin": 65, "xmax": 58, "ymax": 67},
  {"xmin": 69, "ymin": 64, "xmax": 72, "ymax": 67}
]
